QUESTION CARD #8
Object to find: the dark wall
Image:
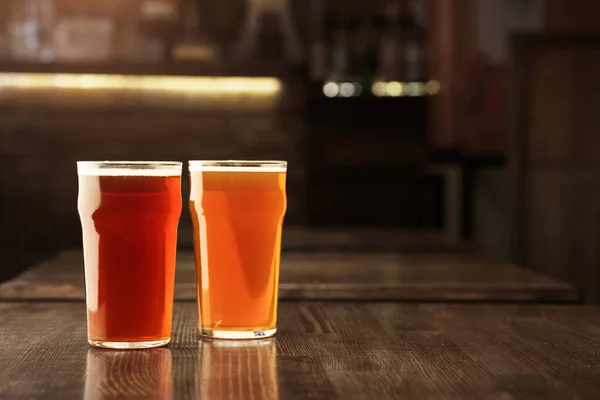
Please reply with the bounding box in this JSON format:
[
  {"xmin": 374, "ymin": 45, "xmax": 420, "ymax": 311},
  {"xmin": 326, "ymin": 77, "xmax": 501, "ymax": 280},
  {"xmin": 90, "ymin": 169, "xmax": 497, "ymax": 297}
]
[{"xmin": 0, "ymin": 88, "xmax": 305, "ymax": 281}]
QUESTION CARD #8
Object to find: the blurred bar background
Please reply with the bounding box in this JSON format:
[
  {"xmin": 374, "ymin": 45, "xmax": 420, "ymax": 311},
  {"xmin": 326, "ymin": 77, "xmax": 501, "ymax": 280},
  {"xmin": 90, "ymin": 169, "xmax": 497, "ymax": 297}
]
[{"xmin": 1, "ymin": 0, "xmax": 600, "ymax": 302}]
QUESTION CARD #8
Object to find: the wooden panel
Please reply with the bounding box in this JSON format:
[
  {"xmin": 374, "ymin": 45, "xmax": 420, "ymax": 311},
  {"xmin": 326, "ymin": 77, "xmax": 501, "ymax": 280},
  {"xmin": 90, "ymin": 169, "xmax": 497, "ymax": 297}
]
[
  {"xmin": 0, "ymin": 249, "xmax": 579, "ymax": 302},
  {"xmin": 3, "ymin": 302, "xmax": 600, "ymax": 399},
  {"xmin": 428, "ymin": 0, "xmax": 477, "ymax": 150},
  {"xmin": 525, "ymin": 168, "xmax": 573, "ymax": 281},
  {"xmin": 545, "ymin": 0, "xmax": 600, "ymax": 32},
  {"xmin": 572, "ymin": 50, "xmax": 600, "ymax": 164},
  {"xmin": 460, "ymin": 63, "xmax": 508, "ymax": 156},
  {"xmin": 510, "ymin": 34, "xmax": 600, "ymax": 303},
  {"xmin": 526, "ymin": 48, "xmax": 600, "ymax": 165},
  {"xmin": 428, "ymin": 0, "xmax": 457, "ymax": 148},
  {"xmin": 528, "ymin": 51, "xmax": 575, "ymax": 164}
]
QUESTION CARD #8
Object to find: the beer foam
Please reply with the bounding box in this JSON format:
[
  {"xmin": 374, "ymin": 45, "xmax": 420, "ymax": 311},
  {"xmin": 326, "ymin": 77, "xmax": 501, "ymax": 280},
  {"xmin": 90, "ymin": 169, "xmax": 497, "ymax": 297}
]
[
  {"xmin": 77, "ymin": 162, "xmax": 182, "ymax": 177},
  {"xmin": 189, "ymin": 161, "xmax": 287, "ymax": 173}
]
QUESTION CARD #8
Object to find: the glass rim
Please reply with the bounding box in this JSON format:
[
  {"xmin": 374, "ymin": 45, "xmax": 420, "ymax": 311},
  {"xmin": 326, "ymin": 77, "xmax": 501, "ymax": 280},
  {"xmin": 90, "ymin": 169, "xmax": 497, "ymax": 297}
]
[
  {"xmin": 188, "ymin": 160, "xmax": 287, "ymax": 172},
  {"xmin": 77, "ymin": 161, "xmax": 182, "ymax": 176}
]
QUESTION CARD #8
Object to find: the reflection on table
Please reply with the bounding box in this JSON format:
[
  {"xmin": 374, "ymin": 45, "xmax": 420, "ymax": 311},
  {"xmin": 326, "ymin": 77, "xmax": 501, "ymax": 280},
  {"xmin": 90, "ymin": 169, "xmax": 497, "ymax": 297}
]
[
  {"xmin": 85, "ymin": 348, "xmax": 173, "ymax": 400},
  {"xmin": 197, "ymin": 339, "xmax": 278, "ymax": 400}
]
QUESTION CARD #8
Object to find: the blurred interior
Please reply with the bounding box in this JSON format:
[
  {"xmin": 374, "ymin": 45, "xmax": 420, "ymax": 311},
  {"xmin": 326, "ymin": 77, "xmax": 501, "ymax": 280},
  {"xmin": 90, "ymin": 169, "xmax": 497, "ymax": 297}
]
[{"xmin": 2, "ymin": 0, "xmax": 600, "ymax": 302}]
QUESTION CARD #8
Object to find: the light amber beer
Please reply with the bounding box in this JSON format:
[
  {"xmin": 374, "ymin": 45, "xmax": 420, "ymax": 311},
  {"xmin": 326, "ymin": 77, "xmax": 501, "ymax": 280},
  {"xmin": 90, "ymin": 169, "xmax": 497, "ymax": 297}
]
[
  {"xmin": 189, "ymin": 161, "xmax": 287, "ymax": 339},
  {"xmin": 77, "ymin": 162, "xmax": 182, "ymax": 349}
]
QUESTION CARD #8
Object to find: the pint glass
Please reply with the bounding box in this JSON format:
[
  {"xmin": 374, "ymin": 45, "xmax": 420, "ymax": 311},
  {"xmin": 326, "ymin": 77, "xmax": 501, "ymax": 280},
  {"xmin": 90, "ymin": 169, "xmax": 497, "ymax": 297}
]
[
  {"xmin": 77, "ymin": 161, "xmax": 182, "ymax": 349},
  {"xmin": 189, "ymin": 160, "xmax": 287, "ymax": 339}
]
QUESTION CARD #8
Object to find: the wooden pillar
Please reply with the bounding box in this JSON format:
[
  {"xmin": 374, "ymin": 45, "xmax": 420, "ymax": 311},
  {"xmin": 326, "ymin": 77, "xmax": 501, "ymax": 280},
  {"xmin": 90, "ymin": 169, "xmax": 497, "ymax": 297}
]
[{"xmin": 427, "ymin": 0, "xmax": 478, "ymax": 151}]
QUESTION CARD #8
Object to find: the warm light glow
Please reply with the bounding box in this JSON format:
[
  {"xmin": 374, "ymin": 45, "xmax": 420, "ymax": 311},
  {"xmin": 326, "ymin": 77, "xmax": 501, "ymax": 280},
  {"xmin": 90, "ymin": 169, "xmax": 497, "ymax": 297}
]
[
  {"xmin": 405, "ymin": 82, "xmax": 425, "ymax": 96},
  {"xmin": 371, "ymin": 80, "xmax": 440, "ymax": 97},
  {"xmin": 322, "ymin": 82, "xmax": 339, "ymax": 98},
  {"xmin": 323, "ymin": 81, "xmax": 362, "ymax": 98},
  {"xmin": 386, "ymin": 81, "xmax": 404, "ymax": 97},
  {"xmin": 339, "ymin": 82, "xmax": 355, "ymax": 97},
  {"xmin": 0, "ymin": 73, "xmax": 282, "ymax": 95},
  {"xmin": 426, "ymin": 80, "xmax": 441, "ymax": 95},
  {"xmin": 354, "ymin": 83, "xmax": 363, "ymax": 96},
  {"xmin": 371, "ymin": 81, "xmax": 387, "ymax": 97}
]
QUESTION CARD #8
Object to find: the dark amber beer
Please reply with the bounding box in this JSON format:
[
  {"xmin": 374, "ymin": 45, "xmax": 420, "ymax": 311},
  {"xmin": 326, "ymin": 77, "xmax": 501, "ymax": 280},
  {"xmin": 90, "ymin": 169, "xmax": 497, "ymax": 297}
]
[
  {"xmin": 189, "ymin": 161, "xmax": 287, "ymax": 339},
  {"xmin": 77, "ymin": 162, "xmax": 182, "ymax": 349}
]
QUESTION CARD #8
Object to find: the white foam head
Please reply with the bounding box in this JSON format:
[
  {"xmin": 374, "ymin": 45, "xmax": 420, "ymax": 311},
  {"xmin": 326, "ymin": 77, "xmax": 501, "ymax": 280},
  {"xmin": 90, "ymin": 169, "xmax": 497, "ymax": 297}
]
[
  {"xmin": 189, "ymin": 160, "xmax": 287, "ymax": 173},
  {"xmin": 77, "ymin": 161, "xmax": 182, "ymax": 177}
]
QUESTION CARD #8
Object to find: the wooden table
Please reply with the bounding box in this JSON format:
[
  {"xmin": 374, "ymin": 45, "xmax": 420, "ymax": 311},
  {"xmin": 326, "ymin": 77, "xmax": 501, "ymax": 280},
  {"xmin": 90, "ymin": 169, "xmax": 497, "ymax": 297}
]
[
  {"xmin": 0, "ymin": 250, "xmax": 579, "ymax": 303},
  {"xmin": 2, "ymin": 301, "xmax": 600, "ymax": 399}
]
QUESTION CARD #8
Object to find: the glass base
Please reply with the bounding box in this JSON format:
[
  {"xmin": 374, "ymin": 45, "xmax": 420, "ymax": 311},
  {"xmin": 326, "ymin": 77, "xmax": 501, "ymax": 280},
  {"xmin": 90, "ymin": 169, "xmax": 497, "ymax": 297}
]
[
  {"xmin": 88, "ymin": 338, "xmax": 171, "ymax": 349},
  {"xmin": 201, "ymin": 328, "xmax": 276, "ymax": 340}
]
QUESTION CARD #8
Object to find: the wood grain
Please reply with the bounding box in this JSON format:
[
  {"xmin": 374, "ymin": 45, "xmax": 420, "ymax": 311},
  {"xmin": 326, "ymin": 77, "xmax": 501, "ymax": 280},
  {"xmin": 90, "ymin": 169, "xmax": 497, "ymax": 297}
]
[
  {"xmin": 2, "ymin": 302, "xmax": 600, "ymax": 399},
  {"xmin": 428, "ymin": 0, "xmax": 478, "ymax": 150},
  {"xmin": 0, "ymin": 249, "xmax": 579, "ymax": 303}
]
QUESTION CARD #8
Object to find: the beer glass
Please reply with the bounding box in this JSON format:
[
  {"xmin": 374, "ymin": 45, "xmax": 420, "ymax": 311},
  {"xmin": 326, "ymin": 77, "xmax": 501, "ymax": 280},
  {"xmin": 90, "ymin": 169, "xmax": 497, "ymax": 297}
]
[
  {"xmin": 77, "ymin": 161, "xmax": 182, "ymax": 349},
  {"xmin": 189, "ymin": 160, "xmax": 287, "ymax": 339}
]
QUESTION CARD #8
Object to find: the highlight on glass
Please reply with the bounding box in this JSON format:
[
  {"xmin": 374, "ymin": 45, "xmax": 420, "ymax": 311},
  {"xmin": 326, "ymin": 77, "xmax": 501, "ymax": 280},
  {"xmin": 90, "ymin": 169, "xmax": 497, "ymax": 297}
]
[
  {"xmin": 188, "ymin": 160, "xmax": 288, "ymax": 339},
  {"xmin": 77, "ymin": 161, "xmax": 182, "ymax": 349}
]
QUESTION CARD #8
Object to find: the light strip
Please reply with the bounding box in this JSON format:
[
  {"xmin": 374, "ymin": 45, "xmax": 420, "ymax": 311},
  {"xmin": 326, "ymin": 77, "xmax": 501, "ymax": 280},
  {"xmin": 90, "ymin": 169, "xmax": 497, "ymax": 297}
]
[{"xmin": 0, "ymin": 73, "xmax": 282, "ymax": 95}]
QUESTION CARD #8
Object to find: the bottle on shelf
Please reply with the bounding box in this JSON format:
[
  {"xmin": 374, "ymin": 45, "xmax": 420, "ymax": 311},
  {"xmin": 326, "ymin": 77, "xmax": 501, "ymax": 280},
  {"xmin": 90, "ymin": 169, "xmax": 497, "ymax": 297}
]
[
  {"xmin": 377, "ymin": 0, "xmax": 406, "ymax": 82},
  {"xmin": 308, "ymin": 0, "xmax": 329, "ymax": 82},
  {"xmin": 344, "ymin": 15, "xmax": 360, "ymax": 78},
  {"xmin": 403, "ymin": 0, "xmax": 427, "ymax": 82},
  {"xmin": 8, "ymin": 0, "xmax": 55, "ymax": 62},
  {"xmin": 328, "ymin": 15, "xmax": 349, "ymax": 83},
  {"xmin": 353, "ymin": 15, "xmax": 379, "ymax": 95},
  {"xmin": 232, "ymin": 0, "xmax": 303, "ymax": 64},
  {"xmin": 171, "ymin": 0, "xmax": 220, "ymax": 63}
]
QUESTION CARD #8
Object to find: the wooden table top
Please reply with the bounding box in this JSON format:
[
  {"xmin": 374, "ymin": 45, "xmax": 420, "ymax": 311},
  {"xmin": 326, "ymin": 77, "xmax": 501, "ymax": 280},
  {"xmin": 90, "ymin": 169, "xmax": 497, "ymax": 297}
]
[
  {"xmin": 2, "ymin": 301, "xmax": 600, "ymax": 399},
  {"xmin": 0, "ymin": 250, "xmax": 579, "ymax": 303}
]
